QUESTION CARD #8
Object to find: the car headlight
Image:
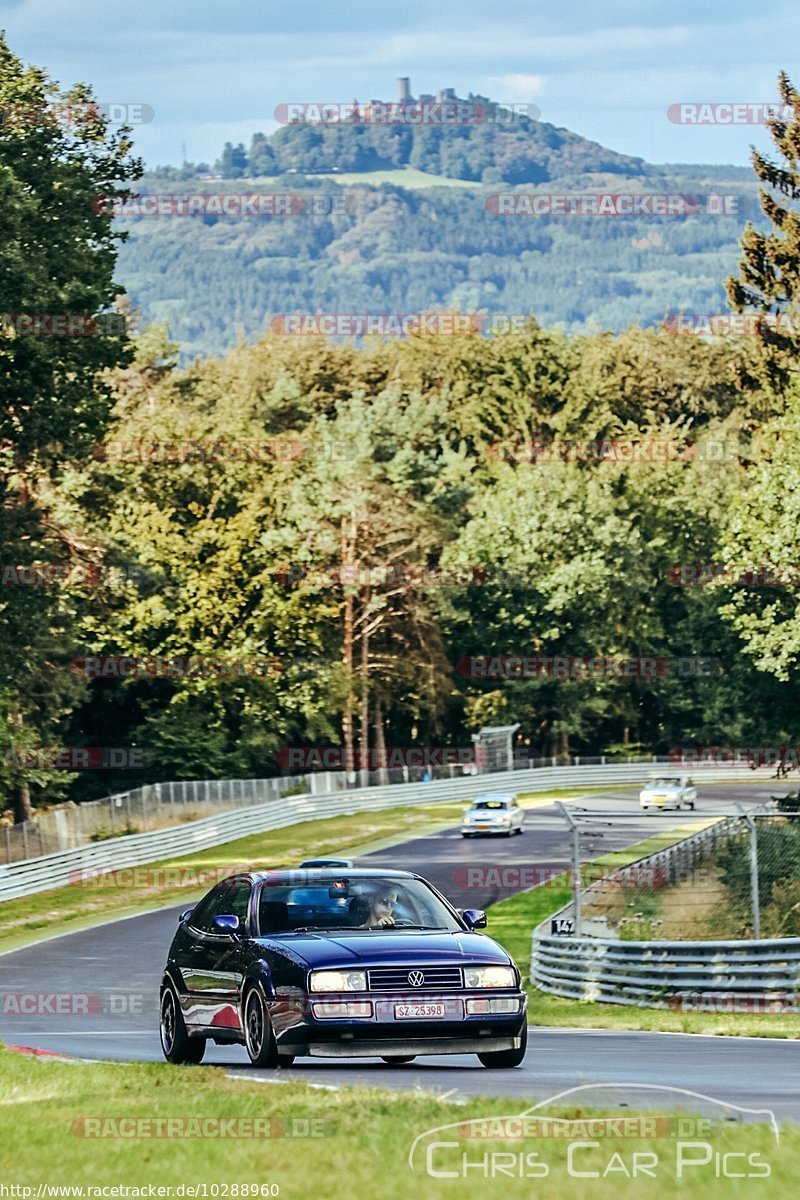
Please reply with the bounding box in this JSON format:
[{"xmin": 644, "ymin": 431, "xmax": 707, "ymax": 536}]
[
  {"xmin": 464, "ymin": 965, "xmax": 516, "ymax": 989},
  {"xmin": 309, "ymin": 969, "xmax": 367, "ymax": 993}
]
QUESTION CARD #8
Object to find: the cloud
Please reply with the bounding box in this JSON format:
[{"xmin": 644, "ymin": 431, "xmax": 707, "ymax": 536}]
[{"xmin": 485, "ymin": 74, "xmax": 546, "ymax": 101}]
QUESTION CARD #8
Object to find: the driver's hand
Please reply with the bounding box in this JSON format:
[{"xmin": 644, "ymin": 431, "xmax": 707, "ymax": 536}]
[{"xmin": 374, "ymin": 915, "xmax": 395, "ymax": 927}]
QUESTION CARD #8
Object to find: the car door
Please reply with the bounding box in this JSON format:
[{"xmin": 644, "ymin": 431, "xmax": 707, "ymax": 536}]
[
  {"xmin": 181, "ymin": 880, "xmax": 252, "ymax": 1031},
  {"xmin": 512, "ymin": 799, "xmax": 524, "ymax": 831}
]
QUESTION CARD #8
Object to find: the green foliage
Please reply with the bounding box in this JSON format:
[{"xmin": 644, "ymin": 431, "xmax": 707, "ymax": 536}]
[
  {"xmin": 89, "ymin": 821, "xmax": 140, "ymax": 841},
  {"xmin": 717, "ymin": 822, "xmax": 800, "ymax": 916},
  {"xmin": 4, "ymin": 44, "xmax": 800, "ymax": 817},
  {"xmin": 0, "ymin": 33, "xmax": 140, "ymax": 818}
]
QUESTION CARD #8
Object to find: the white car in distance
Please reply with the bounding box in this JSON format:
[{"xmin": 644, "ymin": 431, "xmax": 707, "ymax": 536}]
[
  {"xmin": 461, "ymin": 792, "xmax": 525, "ymax": 837},
  {"xmin": 639, "ymin": 775, "xmax": 697, "ymax": 811}
]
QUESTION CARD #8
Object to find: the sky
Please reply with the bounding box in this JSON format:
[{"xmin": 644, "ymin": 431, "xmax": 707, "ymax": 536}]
[{"xmin": 0, "ymin": 0, "xmax": 797, "ymax": 169}]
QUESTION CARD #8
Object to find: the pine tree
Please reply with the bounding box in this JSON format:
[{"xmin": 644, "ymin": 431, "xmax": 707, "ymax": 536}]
[{"xmin": 725, "ymin": 72, "xmax": 800, "ymax": 387}]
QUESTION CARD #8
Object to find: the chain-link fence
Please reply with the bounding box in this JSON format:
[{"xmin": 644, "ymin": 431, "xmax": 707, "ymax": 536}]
[
  {"xmin": 0, "ymin": 776, "xmax": 311, "ymax": 863},
  {"xmin": 0, "ymin": 752, "xmax": 661, "ymax": 864},
  {"xmin": 557, "ymin": 798, "xmax": 800, "ymax": 941}
]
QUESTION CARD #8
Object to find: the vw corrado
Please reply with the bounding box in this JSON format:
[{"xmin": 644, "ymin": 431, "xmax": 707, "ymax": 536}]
[{"xmin": 159, "ymin": 868, "xmax": 527, "ymax": 1069}]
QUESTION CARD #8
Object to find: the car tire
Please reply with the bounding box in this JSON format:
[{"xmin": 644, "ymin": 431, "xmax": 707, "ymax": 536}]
[
  {"xmin": 380, "ymin": 1056, "xmax": 416, "ymax": 1064},
  {"xmin": 478, "ymin": 1023, "xmax": 527, "ymax": 1069},
  {"xmin": 462, "ymin": 833, "xmax": 472, "ymax": 838},
  {"xmin": 160, "ymin": 983, "xmax": 206, "ymax": 1065},
  {"xmin": 243, "ymin": 986, "xmax": 280, "ymax": 1068}
]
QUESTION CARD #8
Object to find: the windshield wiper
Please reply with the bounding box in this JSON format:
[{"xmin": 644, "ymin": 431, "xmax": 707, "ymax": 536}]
[{"xmin": 390, "ymin": 924, "xmax": 449, "ymax": 930}]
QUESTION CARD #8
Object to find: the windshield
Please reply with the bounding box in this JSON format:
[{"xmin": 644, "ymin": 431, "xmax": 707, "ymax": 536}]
[
  {"xmin": 648, "ymin": 778, "xmax": 683, "ymax": 788},
  {"xmin": 472, "ymin": 799, "xmax": 509, "ymax": 810},
  {"xmin": 256, "ymin": 876, "xmax": 461, "ymax": 934}
]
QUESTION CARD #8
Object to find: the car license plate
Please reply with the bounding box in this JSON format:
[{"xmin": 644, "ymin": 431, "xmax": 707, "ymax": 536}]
[
  {"xmin": 476, "ymin": 824, "xmax": 488, "ymax": 829},
  {"xmin": 395, "ymin": 1003, "xmax": 447, "ymax": 1019}
]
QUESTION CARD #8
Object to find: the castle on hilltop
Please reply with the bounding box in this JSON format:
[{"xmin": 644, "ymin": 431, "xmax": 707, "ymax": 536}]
[{"xmin": 394, "ymin": 78, "xmax": 458, "ymax": 105}]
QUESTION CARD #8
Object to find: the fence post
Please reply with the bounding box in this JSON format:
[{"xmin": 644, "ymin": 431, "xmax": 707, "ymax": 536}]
[
  {"xmin": 557, "ymin": 801, "xmax": 581, "ymax": 936},
  {"xmin": 737, "ymin": 803, "xmax": 761, "ymax": 939}
]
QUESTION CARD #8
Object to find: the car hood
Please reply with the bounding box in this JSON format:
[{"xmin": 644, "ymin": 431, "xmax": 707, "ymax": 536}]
[{"xmin": 254, "ymin": 929, "xmax": 512, "ymax": 967}]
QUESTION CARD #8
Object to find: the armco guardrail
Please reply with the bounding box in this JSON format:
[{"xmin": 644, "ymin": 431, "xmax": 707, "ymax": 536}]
[
  {"xmin": 0, "ymin": 760, "xmax": 753, "ymax": 903},
  {"xmin": 531, "ymin": 802, "xmax": 796, "ymax": 1007},
  {"xmin": 531, "ymin": 935, "xmax": 800, "ymax": 1007}
]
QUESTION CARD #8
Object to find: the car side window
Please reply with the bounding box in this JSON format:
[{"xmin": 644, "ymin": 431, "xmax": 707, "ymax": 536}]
[
  {"xmin": 218, "ymin": 881, "xmax": 252, "ymax": 928},
  {"xmin": 191, "ymin": 881, "xmax": 251, "ymax": 933},
  {"xmin": 188, "ymin": 886, "xmax": 226, "ymax": 932}
]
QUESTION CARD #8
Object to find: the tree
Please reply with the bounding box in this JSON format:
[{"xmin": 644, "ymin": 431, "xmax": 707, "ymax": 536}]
[
  {"xmin": 0, "ymin": 34, "xmax": 141, "ymax": 820},
  {"xmin": 217, "ymin": 141, "xmax": 248, "ymax": 178},
  {"xmin": 725, "ymin": 71, "xmax": 800, "ymax": 389}
]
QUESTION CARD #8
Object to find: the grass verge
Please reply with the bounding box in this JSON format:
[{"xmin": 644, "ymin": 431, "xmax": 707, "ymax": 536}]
[
  {"xmin": 0, "ymin": 1044, "xmax": 795, "ymax": 1197},
  {"xmin": 0, "ymin": 789, "xmax": 591, "ymax": 956},
  {"xmin": 0, "ymin": 803, "xmax": 466, "ymax": 955}
]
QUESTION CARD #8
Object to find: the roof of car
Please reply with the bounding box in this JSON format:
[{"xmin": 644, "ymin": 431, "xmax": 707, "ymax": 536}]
[
  {"xmin": 248, "ymin": 867, "xmax": 418, "ymax": 882},
  {"xmin": 470, "ymin": 792, "xmax": 515, "ymax": 802}
]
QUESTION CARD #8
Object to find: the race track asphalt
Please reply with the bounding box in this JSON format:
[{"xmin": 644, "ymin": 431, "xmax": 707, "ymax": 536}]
[{"xmin": 2, "ymin": 781, "xmax": 797, "ymax": 1120}]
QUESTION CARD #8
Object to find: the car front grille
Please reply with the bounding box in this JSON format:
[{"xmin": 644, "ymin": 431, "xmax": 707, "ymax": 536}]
[{"xmin": 366, "ymin": 966, "xmax": 463, "ymax": 991}]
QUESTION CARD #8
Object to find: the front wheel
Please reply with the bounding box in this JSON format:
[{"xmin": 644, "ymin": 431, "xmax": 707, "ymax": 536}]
[
  {"xmin": 244, "ymin": 987, "xmax": 280, "ymax": 1068},
  {"xmin": 478, "ymin": 1023, "xmax": 527, "ymax": 1069},
  {"xmin": 160, "ymin": 984, "xmax": 206, "ymax": 1065}
]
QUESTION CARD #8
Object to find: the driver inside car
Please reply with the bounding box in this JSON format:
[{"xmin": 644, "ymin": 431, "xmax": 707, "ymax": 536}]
[{"xmin": 351, "ymin": 885, "xmax": 398, "ymax": 927}]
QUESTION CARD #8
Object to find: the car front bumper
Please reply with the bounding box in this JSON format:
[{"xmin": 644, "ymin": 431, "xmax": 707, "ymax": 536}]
[
  {"xmin": 273, "ymin": 991, "xmax": 528, "ymax": 1058},
  {"xmin": 461, "ymin": 823, "xmax": 512, "ymax": 834}
]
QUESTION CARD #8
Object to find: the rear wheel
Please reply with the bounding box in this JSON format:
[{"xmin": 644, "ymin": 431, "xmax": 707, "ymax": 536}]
[
  {"xmin": 380, "ymin": 1056, "xmax": 416, "ymax": 1064},
  {"xmin": 478, "ymin": 1023, "xmax": 527, "ymax": 1069},
  {"xmin": 244, "ymin": 987, "xmax": 281, "ymax": 1068},
  {"xmin": 160, "ymin": 984, "xmax": 205, "ymax": 1065}
]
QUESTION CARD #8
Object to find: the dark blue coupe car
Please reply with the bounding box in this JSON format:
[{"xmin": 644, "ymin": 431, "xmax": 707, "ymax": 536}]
[{"xmin": 159, "ymin": 868, "xmax": 527, "ymax": 1069}]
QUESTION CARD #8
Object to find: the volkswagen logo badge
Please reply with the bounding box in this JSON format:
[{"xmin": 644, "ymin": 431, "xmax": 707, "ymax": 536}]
[{"xmin": 407, "ymin": 970, "xmax": 424, "ymax": 987}]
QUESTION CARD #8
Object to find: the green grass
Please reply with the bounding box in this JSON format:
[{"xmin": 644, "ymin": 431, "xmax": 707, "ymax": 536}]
[
  {"xmin": 0, "ymin": 790, "xmax": 576, "ymax": 956},
  {"xmin": 0, "ymin": 1044, "xmax": 795, "ymax": 1197},
  {"xmin": 0, "ymin": 803, "xmax": 465, "ymax": 955}
]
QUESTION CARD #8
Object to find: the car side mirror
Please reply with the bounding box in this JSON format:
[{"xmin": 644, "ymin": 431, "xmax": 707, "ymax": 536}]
[
  {"xmin": 179, "ymin": 906, "xmax": 195, "ymax": 923},
  {"xmin": 212, "ymin": 914, "xmax": 241, "ymax": 935},
  {"xmin": 462, "ymin": 908, "xmax": 487, "ymax": 930}
]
